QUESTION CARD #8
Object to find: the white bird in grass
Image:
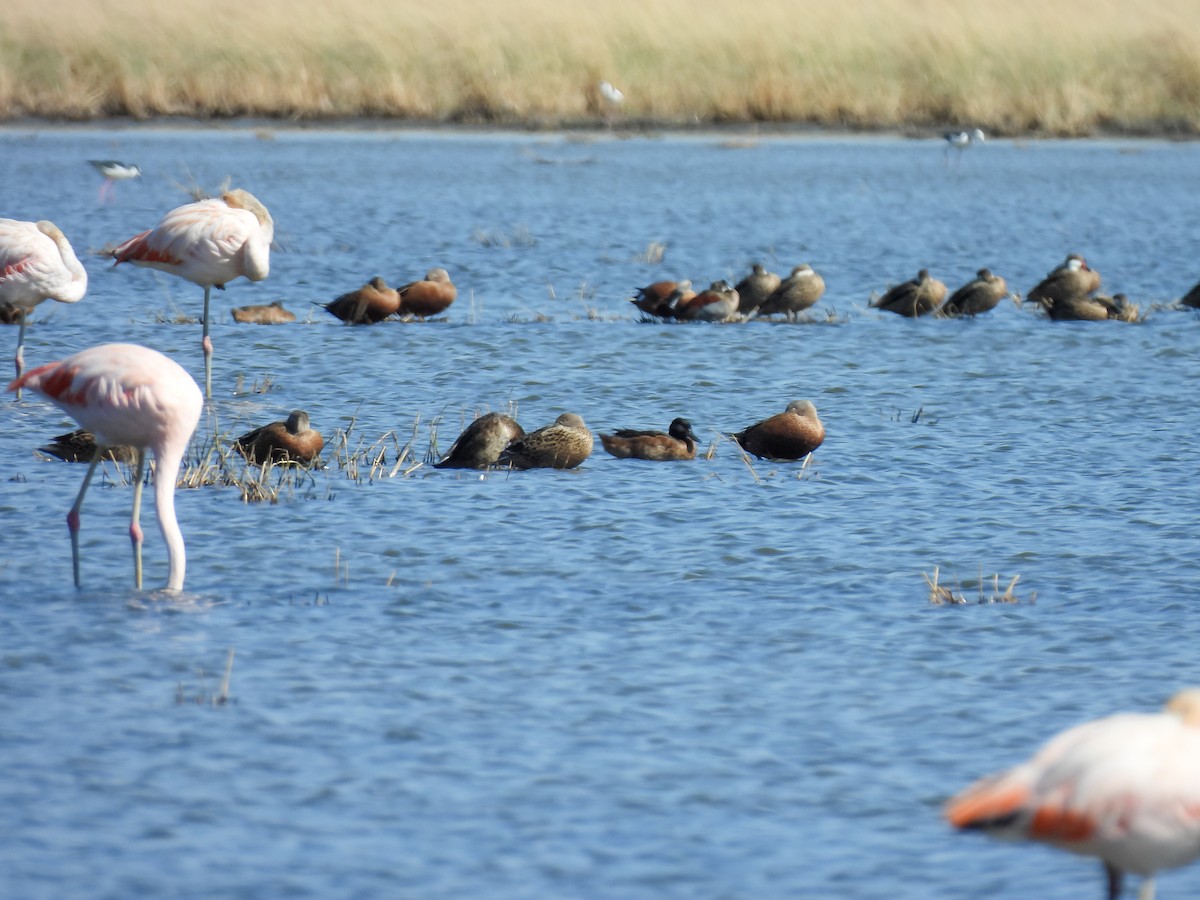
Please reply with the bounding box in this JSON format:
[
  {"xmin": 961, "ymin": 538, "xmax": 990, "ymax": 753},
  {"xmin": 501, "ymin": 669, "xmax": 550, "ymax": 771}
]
[
  {"xmin": 89, "ymin": 160, "xmax": 142, "ymax": 203},
  {"xmin": 944, "ymin": 128, "xmax": 986, "ymax": 161},
  {"xmin": 9, "ymin": 343, "xmax": 203, "ymax": 592},
  {"xmin": 111, "ymin": 188, "xmax": 273, "ymax": 400},
  {"xmin": 0, "ymin": 218, "xmax": 88, "ymax": 396}
]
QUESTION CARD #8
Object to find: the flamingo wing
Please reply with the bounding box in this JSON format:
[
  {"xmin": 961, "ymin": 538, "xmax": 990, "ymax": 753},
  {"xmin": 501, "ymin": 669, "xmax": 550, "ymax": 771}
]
[{"xmin": 114, "ymin": 199, "xmax": 266, "ymax": 286}]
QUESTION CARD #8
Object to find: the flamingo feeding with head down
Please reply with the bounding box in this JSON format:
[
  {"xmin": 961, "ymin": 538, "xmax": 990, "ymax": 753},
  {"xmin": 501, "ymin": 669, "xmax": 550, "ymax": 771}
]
[
  {"xmin": 945, "ymin": 689, "xmax": 1200, "ymax": 900},
  {"xmin": 0, "ymin": 218, "xmax": 88, "ymax": 397},
  {"xmin": 111, "ymin": 189, "xmax": 273, "ymax": 399},
  {"xmin": 9, "ymin": 343, "xmax": 203, "ymax": 591}
]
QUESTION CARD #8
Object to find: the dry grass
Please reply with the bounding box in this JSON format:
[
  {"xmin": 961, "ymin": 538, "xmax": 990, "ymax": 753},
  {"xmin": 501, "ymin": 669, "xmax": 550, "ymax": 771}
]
[
  {"xmin": 3, "ymin": 0, "xmax": 1200, "ymax": 134},
  {"xmin": 924, "ymin": 565, "xmax": 1037, "ymax": 605}
]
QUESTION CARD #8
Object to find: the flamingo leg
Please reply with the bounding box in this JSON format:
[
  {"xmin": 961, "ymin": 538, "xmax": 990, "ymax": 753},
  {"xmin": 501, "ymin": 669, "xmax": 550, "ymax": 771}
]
[
  {"xmin": 13, "ymin": 309, "xmax": 27, "ymax": 399},
  {"xmin": 129, "ymin": 448, "xmax": 146, "ymax": 590},
  {"xmin": 67, "ymin": 451, "xmax": 104, "ymax": 588},
  {"xmin": 202, "ymin": 284, "xmax": 213, "ymax": 399},
  {"xmin": 1137, "ymin": 875, "xmax": 1157, "ymax": 900}
]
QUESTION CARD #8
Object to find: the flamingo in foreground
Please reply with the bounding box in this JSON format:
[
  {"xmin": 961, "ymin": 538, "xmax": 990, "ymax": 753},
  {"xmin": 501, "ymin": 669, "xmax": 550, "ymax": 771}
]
[
  {"xmin": 9, "ymin": 343, "xmax": 203, "ymax": 591},
  {"xmin": 0, "ymin": 219, "xmax": 88, "ymax": 397},
  {"xmin": 945, "ymin": 689, "xmax": 1200, "ymax": 899},
  {"xmin": 112, "ymin": 189, "xmax": 273, "ymax": 399}
]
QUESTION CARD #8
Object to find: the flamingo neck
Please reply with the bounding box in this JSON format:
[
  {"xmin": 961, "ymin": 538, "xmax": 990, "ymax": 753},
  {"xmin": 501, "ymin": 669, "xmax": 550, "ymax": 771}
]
[
  {"xmin": 39, "ymin": 223, "xmax": 88, "ymax": 303},
  {"xmin": 153, "ymin": 444, "xmax": 187, "ymax": 591}
]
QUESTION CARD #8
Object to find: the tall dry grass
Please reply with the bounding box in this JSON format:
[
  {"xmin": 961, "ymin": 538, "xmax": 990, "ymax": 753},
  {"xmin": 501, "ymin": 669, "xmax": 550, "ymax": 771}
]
[{"xmin": 3, "ymin": 0, "xmax": 1199, "ymax": 133}]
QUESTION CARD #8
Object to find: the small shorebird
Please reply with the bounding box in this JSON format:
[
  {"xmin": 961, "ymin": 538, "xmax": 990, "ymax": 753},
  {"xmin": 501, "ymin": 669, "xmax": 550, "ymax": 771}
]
[
  {"xmin": 600, "ymin": 418, "xmax": 699, "ymax": 461},
  {"xmin": 89, "ymin": 160, "xmax": 142, "ymax": 202},
  {"xmin": 234, "ymin": 410, "xmax": 324, "ymax": 465},
  {"xmin": 435, "ymin": 412, "xmax": 525, "ymax": 469},
  {"xmin": 112, "ymin": 188, "xmax": 274, "ymax": 399},
  {"xmin": 732, "ymin": 400, "xmax": 825, "ymax": 461},
  {"xmin": 944, "ymin": 128, "xmax": 986, "ymax": 162},
  {"xmin": 0, "ymin": 218, "xmax": 88, "ymax": 395},
  {"xmin": 9, "ymin": 343, "xmax": 203, "ymax": 591},
  {"xmin": 498, "ymin": 413, "xmax": 593, "ymax": 469},
  {"xmin": 945, "ymin": 689, "xmax": 1200, "ymax": 900}
]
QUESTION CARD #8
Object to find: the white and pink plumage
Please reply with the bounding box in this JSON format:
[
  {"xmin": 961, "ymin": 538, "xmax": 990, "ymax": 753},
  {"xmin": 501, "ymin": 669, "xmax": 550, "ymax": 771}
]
[
  {"xmin": 9, "ymin": 343, "xmax": 203, "ymax": 592},
  {"xmin": 945, "ymin": 689, "xmax": 1200, "ymax": 900},
  {"xmin": 111, "ymin": 189, "xmax": 273, "ymax": 399},
  {"xmin": 0, "ymin": 218, "xmax": 88, "ymax": 394}
]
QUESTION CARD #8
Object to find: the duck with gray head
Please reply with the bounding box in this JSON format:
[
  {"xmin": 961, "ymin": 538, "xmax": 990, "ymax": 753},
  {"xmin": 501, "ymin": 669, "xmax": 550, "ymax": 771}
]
[
  {"xmin": 435, "ymin": 412, "xmax": 525, "ymax": 469},
  {"xmin": 600, "ymin": 418, "xmax": 699, "ymax": 461},
  {"xmin": 234, "ymin": 410, "xmax": 324, "ymax": 465},
  {"xmin": 497, "ymin": 413, "xmax": 592, "ymax": 469},
  {"xmin": 325, "ymin": 277, "xmax": 400, "ymax": 324},
  {"xmin": 732, "ymin": 400, "xmax": 825, "ymax": 460},
  {"xmin": 873, "ymin": 269, "xmax": 947, "ymax": 317}
]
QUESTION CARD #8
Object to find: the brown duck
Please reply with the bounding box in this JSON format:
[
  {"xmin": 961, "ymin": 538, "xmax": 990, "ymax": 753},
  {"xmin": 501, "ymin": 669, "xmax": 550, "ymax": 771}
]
[
  {"xmin": 940, "ymin": 269, "xmax": 1010, "ymax": 318},
  {"xmin": 234, "ymin": 410, "xmax": 325, "ymax": 465},
  {"xmin": 732, "ymin": 400, "xmax": 825, "ymax": 460},
  {"xmin": 398, "ymin": 267, "xmax": 457, "ymax": 318},
  {"xmin": 675, "ymin": 280, "xmax": 740, "ymax": 322},
  {"xmin": 734, "ymin": 264, "xmax": 782, "ymax": 314},
  {"xmin": 758, "ymin": 264, "xmax": 826, "ymax": 317},
  {"xmin": 325, "ymin": 277, "xmax": 400, "ymax": 324},
  {"xmin": 1026, "ymin": 254, "xmax": 1102, "ymax": 315},
  {"xmin": 435, "ymin": 412, "xmax": 525, "ymax": 469},
  {"xmin": 231, "ymin": 300, "xmax": 296, "ymax": 324},
  {"xmin": 631, "ymin": 279, "xmax": 691, "ymax": 319},
  {"xmin": 38, "ymin": 429, "xmax": 138, "ymax": 465},
  {"xmin": 600, "ymin": 418, "xmax": 699, "ymax": 461},
  {"xmin": 1046, "ymin": 292, "xmax": 1139, "ymax": 322},
  {"xmin": 872, "ymin": 269, "xmax": 947, "ymax": 317},
  {"xmin": 497, "ymin": 413, "xmax": 592, "ymax": 469}
]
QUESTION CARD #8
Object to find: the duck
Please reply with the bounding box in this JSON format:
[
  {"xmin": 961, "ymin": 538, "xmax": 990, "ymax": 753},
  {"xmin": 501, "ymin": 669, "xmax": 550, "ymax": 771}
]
[
  {"xmin": 630, "ymin": 279, "xmax": 691, "ymax": 319},
  {"xmin": 734, "ymin": 264, "xmax": 782, "ymax": 314},
  {"xmin": 324, "ymin": 277, "xmax": 400, "ymax": 324},
  {"xmin": 397, "ymin": 267, "xmax": 457, "ymax": 318},
  {"xmin": 732, "ymin": 400, "xmax": 825, "ymax": 460},
  {"xmin": 231, "ymin": 300, "xmax": 296, "ymax": 324},
  {"xmin": 1045, "ymin": 292, "xmax": 1139, "ymax": 322},
  {"xmin": 1025, "ymin": 254, "xmax": 1102, "ymax": 314},
  {"xmin": 939, "ymin": 268, "xmax": 1010, "ymax": 318},
  {"xmin": 600, "ymin": 418, "xmax": 699, "ymax": 461},
  {"xmin": 37, "ymin": 429, "xmax": 138, "ymax": 465},
  {"xmin": 435, "ymin": 412, "xmax": 525, "ymax": 469},
  {"xmin": 758, "ymin": 264, "xmax": 826, "ymax": 318},
  {"xmin": 234, "ymin": 410, "xmax": 324, "ymax": 465},
  {"xmin": 497, "ymin": 413, "xmax": 592, "ymax": 469},
  {"xmin": 1181, "ymin": 281, "xmax": 1200, "ymax": 308},
  {"xmin": 872, "ymin": 269, "xmax": 947, "ymax": 317},
  {"xmin": 675, "ymin": 280, "xmax": 740, "ymax": 322}
]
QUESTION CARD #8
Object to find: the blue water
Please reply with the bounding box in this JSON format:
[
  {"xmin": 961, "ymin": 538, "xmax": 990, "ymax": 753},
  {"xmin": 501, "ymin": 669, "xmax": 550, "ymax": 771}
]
[{"xmin": 2, "ymin": 127, "xmax": 1199, "ymax": 899}]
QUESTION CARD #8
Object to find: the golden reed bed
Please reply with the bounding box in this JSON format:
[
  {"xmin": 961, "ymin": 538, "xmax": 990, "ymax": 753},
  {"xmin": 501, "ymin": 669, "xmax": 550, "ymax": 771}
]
[{"xmin": 3, "ymin": 0, "xmax": 1199, "ymax": 134}]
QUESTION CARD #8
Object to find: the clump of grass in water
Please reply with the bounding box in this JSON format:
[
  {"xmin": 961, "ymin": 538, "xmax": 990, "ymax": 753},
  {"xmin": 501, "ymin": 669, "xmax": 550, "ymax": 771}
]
[
  {"xmin": 232, "ymin": 373, "xmax": 275, "ymax": 395},
  {"xmin": 175, "ymin": 648, "xmax": 236, "ymax": 706},
  {"xmin": 924, "ymin": 566, "xmax": 1036, "ymax": 605}
]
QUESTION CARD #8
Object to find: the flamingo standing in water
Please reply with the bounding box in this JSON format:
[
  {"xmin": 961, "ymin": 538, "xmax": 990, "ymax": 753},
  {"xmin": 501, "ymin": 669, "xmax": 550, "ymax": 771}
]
[
  {"xmin": 111, "ymin": 189, "xmax": 273, "ymax": 399},
  {"xmin": 9, "ymin": 343, "xmax": 204, "ymax": 591},
  {"xmin": 945, "ymin": 689, "xmax": 1200, "ymax": 900},
  {"xmin": 0, "ymin": 219, "xmax": 88, "ymax": 397}
]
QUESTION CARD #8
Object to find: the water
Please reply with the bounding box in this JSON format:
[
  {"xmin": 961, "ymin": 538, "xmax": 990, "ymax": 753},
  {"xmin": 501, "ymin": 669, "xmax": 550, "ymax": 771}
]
[{"xmin": 2, "ymin": 127, "xmax": 1199, "ymax": 899}]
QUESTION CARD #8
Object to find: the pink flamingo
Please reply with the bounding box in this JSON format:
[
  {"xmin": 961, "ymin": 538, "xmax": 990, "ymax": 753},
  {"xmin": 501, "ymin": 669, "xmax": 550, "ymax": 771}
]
[
  {"xmin": 9, "ymin": 343, "xmax": 204, "ymax": 591},
  {"xmin": 945, "ymin": 689, "xmax": 1200, "ymax": 900},
  {"xmin": 0, "ymin": 219, "xmax": 88, "ymax": 397},
  {"xmin": 111, "ymin": 189, "xmax": 273, "ymax": 399}
]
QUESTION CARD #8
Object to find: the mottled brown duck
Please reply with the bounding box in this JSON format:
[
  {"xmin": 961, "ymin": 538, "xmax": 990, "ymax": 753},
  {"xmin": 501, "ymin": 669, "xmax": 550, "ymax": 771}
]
[
  {"xmin": 872, "ymin": 269, "xmax": 947, "ymax": 317},
  {"xmin": 497, "ymin": 413, "xmax": 593, "ymax": 469},
  {"xmin": 600, "ymin": 418, "xmax": 699, "ymax": 461},
  {"xmin": 231, "ymin": 300, "xmax": 296, "ymax": 324},
  {"xmin": 435, "ymin": 412, "xmax": 525, "ymax": 469},
  {"xmin": 397, "ymin": 268, "xmax": 457, "ymax": 318},
  {"xmin": 940, "ymin": 269, "xmax": 1010, "ymax": 318},
  {"xmin": 38, "ymin": 429, "xmax": 138, "ymax": 465},
  {"xmin": 1026, "ymin": 254, "xmax": 1102, "ymax": 315},
  {"xmin": 324, "ymin": 277, "xmax": 400, "ymax": 324},
  {"xmin": 234, "ymin": 410, "xmax": 325, "ymax": 465},
  {"xmin": 734, "ymin": 264, "xmax": 782, "ymax": 314},
  {"xmin": 732, "ymin": 400, "xmax": 825, "ymax": 461},
  {"xmin": 758, "ymin": 264, "xmax": 826, "ymax": 317}
]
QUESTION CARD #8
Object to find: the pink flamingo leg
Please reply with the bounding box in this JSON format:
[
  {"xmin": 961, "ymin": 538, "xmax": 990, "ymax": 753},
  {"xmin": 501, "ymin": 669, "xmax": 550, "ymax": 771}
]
[
  {"xmin": 67, "ymin": 451, "xmax": 104, "ymax": 588},
  {"xmin": 129, "ymin": 449, "xmax": 146, "ymax": 589},
  {"xmin": 202, "ymin": 284, "xmax": 213, "ymax": 399},
  {"xmin": 13, "ymin": 310, "xmax": 26, "ymax": 399}
]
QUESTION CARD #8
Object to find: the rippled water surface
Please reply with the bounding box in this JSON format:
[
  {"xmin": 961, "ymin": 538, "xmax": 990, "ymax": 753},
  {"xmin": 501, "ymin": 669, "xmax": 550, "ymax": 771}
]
[{"xmin": 2, "ymin": 127, "xmax": 1199, "ymax": 899}]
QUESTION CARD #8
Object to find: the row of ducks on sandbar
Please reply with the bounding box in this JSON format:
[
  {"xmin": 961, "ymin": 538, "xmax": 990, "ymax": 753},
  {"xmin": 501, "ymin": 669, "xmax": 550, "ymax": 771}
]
[
  {"xmin": 632, "ymin": 254, "xmax": 1178, "ymax": 323},
  {"xmin": 37, "ymin": 400, "xmax": 826, "ymax": 472}
]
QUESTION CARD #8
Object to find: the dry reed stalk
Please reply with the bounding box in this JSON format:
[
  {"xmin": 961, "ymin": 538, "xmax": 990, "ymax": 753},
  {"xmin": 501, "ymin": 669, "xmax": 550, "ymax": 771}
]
[{"xmin": 924, "ymin": 565, "xmax": 1036, "ymax": 605}]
